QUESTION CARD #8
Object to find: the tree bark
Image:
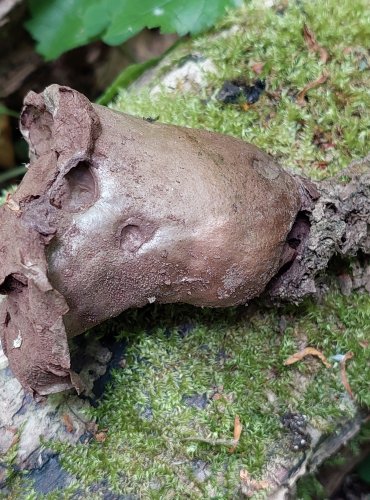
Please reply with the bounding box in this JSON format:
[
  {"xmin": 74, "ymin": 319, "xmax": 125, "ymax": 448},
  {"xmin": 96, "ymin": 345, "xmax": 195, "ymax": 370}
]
[{"xmin": 267, "ymin": 155, "xmax": 370, "ymax": 302}]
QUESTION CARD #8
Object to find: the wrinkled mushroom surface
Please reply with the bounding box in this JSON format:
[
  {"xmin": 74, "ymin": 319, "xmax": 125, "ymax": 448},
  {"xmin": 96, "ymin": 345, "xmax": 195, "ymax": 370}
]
[{"xmin": 0, "ymin": 85, "xmax": 307, "ymax": 395}]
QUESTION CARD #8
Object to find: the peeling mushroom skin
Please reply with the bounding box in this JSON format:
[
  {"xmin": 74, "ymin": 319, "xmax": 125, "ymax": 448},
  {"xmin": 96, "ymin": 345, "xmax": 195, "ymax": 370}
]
[{"xmin": 0, "ymin": 85, "xmax": 304, "ymax": 395}]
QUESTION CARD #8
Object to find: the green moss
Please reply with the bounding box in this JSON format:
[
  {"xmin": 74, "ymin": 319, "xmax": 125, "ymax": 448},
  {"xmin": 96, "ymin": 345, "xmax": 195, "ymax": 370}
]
[
  {"xmin": 46, "ymin": 290, "xmax": 369, "ymax": 498},
  {"xmin": 114, "ymin": 0, "xmax": 369, "ymax": 180},
  {"xmin": 296, "ymin": 474, "xmax": 326, "ymax": 500}
]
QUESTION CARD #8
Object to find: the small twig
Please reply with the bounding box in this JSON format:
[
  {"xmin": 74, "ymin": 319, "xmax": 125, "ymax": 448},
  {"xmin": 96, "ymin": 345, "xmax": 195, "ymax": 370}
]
[
  {"xmin": 303, "ymin": 24, "xmax": 329, "ymax": 63},
  {"xmin": 340, "ymin": 352, "xmax": 355, "ymax": 399},
  {"xmin": 182, "ymin": 437, "xmax": 237, "ymax": 446},
  {"xmin": 296, "ymin": 71, "xmax": 329, "ymax": 106},
  {"xmin": 284, "ymin": 347, "xmax": 331, "ymax": 368}
]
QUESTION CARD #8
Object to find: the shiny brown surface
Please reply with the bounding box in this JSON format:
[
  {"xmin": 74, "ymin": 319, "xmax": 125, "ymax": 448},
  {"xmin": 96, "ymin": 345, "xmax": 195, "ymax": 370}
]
[{"xmin": 0, "ymin": 85, "xmax": 302, "ymax": 395}]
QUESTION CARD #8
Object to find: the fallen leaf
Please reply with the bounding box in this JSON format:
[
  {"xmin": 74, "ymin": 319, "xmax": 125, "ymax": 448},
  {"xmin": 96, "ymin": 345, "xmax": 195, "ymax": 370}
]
[
  {"xmin": 296, "ymin": 71, "xmax": 329, "ymax": 106},
  {"xmin": 95, "ymin": 431, "xmax": 107, "ymax": 442},
  {"xmin": 340, "ymin": 351, "xmax": 355, "ymax": 399},
  {"xmin": 212, "ymin": 393, "xmax": 223, "ymax": 400},
  {"xmin": 212, "ymin": 388, "xmax": 234, "ymax": 403},
  {"xmin": 229, "ymin": 415, "xmax": 242, "ymax": 453},
  {"xmin": 359, "ymin": 340, "xmax": 368, "ymax": 349},
  {"xmin": 62, "ymin": 413, "xmax": 74, "ymax": 433},
  {"xmin": 284, "ymin": 347, "xmax": 331, "ymax": 368},
  {"xmin": 240, "ymin": 469, "xmax": 250, "ymax": 481},
  {"xmin": 251, "ymin": 61, "xmax": 264, "ymax": 75},
  {"xmin": 303, "ymin": 24, "xmax": 329, "ymax": 63}
]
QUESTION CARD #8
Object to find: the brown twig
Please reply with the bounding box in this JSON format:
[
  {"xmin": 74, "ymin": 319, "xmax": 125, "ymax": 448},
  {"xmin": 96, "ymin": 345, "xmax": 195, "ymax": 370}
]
[
  {"xmin": 296, "ymin": 71, "xmax": 329, "ymax": 106},
  {"xmin": 182, "ymin": 437, "xmax": 237, "ymax": 446},
  {"xmin": 340, "ymin": 352, "xmax": 355, "ymax": 399},
  {"xmin": 303, "ymin": 24, "xmax": 329, "ymax": 63},
  {"xmin": 284, "ymin": 347, "xmax": 331, "ymax": 368}
]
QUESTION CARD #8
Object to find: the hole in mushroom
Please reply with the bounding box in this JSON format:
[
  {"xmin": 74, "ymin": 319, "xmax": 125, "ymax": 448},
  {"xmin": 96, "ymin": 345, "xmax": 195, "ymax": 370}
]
[
  {"xmin": 51, "ymin": 161, "xmax": 98, "ymax": 212},
  {"xmin": 325, "ymin": 202, "xmax": 337, "ymax": 215},
  {"xmin": 0, "ymin": 274, "xmax": 28, "ymax": 295},
  {"xmin": 276, "ymin": 212, "xmax": 311, "ymax": 275},
  {"xmin": 120, "ymin": 224, "xmax": 146, "ymax": 253}
]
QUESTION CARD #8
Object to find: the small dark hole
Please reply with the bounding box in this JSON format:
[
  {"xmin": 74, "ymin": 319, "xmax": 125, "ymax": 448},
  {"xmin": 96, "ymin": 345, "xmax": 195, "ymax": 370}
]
[
  {"xmin": 325, "ymin": 202, "xmax": 337, "ymax": 214},
  {"xmin": 286, "ymin": 213, "xmax": 311, "ymax": 250},
  {"xmin": 287, "ymin": 237, "xmax": 301, "ymax": 250},
  {"xmin": 276, "ymin": 259, "xmax": 295, "ymax": 275},
  {"xmin": 0, "ymin": 275, "xmax": 27, "ymax": 295},
  {"xmin": 5, "ymin": 312, "xmax": 11, "ymax": 326}
]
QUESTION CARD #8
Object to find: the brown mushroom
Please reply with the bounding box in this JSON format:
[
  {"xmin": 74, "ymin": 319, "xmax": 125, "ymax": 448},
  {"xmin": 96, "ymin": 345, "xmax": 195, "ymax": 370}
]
[{"xmin": 0, "ymin": 85, "xmax": 311, "ymax": 395}]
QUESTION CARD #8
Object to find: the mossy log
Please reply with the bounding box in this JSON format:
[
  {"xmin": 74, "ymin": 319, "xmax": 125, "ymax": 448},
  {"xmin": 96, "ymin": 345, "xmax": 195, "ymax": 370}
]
[
  {"xmin": 0, "ymin": 84, "xmax": 369, "ymax": 397},
  {"xmin": 1, "ymin": 0, "xmax": 369, "ymax": 497}
]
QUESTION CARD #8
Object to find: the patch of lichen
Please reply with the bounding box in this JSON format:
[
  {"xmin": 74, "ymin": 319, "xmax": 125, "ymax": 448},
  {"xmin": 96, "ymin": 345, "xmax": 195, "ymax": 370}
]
[
  {"xmin": 47, "ymin": 290, "xmax": 369, "ymax": 498},
  {"xmin": 114, "ymin": 0, "xmax": 369, "ymax": 181}
]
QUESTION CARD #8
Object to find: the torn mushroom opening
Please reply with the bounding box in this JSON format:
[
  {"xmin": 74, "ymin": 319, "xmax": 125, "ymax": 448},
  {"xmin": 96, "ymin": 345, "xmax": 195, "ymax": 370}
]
[
  {"xmin": 50, "ymin": 160, "xmax": 98, "ymax": 212},
  {"xmin": 0, "ymin": 274, "xmax": 28, "ymax": 295}
]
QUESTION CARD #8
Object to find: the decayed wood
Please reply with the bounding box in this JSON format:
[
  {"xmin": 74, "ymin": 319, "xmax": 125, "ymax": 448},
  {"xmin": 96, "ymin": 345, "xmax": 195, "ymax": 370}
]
[
  {"xmin": 267, "ymin": 155, "xmax": 370, "ymax": 302},
  {"xmin": 265, "ymin": 411, "xmax": 369, "ymax": 499},
  {"xmin": 317, "ymin": 435, "xmax": 370, "ymax": 496}
]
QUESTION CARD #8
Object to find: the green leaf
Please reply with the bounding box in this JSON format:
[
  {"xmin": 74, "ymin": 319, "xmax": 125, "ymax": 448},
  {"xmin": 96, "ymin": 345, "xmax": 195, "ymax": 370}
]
[
  {"xmin": 96, "ymin": 39, "xmax": 182, "ymax": 105},
  {"xmin": 96, "ymin": 57, "xmax": 161, "ymax": 106},
  {"xmin": 26, "ymin": 0, "xmax": 97, "ymax": 61},
  {"xmin": 26, "ymin": 0, "xmax": 241, "ymax": 60},
  {"xmin": 0, "ymin": 166, "xmax": 27, "ymax": 185},
  {"xmin": 0, "ymin": 105, "xmax": 19, "ymax": 118}
]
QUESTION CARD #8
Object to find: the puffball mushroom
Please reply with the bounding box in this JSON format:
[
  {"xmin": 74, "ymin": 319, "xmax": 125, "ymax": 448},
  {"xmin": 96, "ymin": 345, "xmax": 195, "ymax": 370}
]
[{"xmin": 0, "ymin": 85, "xmax": 314, "ymax": 396}]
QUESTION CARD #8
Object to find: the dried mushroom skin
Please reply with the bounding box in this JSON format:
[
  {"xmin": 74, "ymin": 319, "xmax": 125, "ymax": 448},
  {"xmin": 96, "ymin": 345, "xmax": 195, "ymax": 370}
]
[{"xmin": 0, "ymin": 85, "xmax": 306, "ymax": 395}]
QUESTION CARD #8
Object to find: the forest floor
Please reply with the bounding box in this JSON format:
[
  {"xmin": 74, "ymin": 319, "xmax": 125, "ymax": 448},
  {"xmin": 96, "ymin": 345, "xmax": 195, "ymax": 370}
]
[{"xmin": 2, "ymin": 0, "xmax": 370, "ymax": 498}]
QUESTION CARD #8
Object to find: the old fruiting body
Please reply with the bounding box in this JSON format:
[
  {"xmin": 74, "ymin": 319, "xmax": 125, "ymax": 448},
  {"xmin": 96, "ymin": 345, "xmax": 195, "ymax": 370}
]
[{"xmin": 0, "ymin": 85, "xmax": 309, "ymax": 395}]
